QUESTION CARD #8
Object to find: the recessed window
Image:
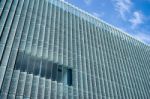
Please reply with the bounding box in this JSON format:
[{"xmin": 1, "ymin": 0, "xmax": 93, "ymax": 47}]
[
  {"xmin": 14, "ymin": 54, "xmax": 73, "ymax": 86},
  {"xmin": 46, "ymin": 62, "xmax": 72, "ymax": 86},
  {"xmin": 57, "ymin": 65, "xmax": 63, "ymax": 82},
  {"xmin": 61, "ymin": 66, "xmax": 72, "ymax": 86},
  {"xmin": 67, "ymin": 69, "xmax": 72, "ymax": 86},
  {"xmin": 52, "ymin": 63, "xmax": 58, "ymax": 81}
]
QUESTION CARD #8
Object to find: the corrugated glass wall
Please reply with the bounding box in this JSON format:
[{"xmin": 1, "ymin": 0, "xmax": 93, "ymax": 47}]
[{"xmin": 0, "ymin": 0, "xmax": 150, "ymax": 99}]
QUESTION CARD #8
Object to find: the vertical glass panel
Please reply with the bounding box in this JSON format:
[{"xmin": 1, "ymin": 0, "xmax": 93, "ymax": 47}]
[
  {"xmin": 41, "ymin": 59, "xmax": 47, "ymax": 77},
  {"xmin": 52, "ymin": 63, "xmax": 58, "ymax": 81},
  {"xmin": 63, "ymin": 67, "xmax": 68, "ymax": 84},
  {"xmin": 46, "ymin": 61, "xmax": 53, "ymax": 79},
  {"xmin": 57, "ymin": 65, "xmax": 63, "ymax": 82},
  {"xmin": 67, "ymin": 68, "xmax": 72, "ymax": 86}
]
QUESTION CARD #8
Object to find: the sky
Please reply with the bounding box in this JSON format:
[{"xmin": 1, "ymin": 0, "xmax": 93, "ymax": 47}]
[{"xmin": 63, "ymin": 0, "xmax": 150, "ymax": 45}]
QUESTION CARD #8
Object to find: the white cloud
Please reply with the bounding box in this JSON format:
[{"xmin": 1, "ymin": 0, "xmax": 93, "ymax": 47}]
[
  {"xmin": 132, "ymin": 33, "xmax": 150, "ymax": 44},
  {"xmin": 92, "ymin": 12, "xmax": 104, "ymax": 18},
  {"xmin": 113, "ymin": 0, "xmax": 132, "ymax": 19},
  {"xmin": 83, "ymin": 0, "xmax": 92, "ymax": 5},
  {"xmin": 113, "ymin": 0, "xmax": 145, "ymax": 28},
  {"xmin": 129, "ymin": 11, "xmax": 144, "ymax": 28}
]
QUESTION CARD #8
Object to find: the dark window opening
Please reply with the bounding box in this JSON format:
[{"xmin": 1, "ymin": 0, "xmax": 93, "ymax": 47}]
[
  {"xmin": 46, "ymin": 61, "xmax": 53, "ymax": 79},
  {"xmin": 52, "ymin": 63, "xmax": 58, "ymax": 81},
  {"xmin": 41, "ymin": 59, "xmax": 47, "ymax": 77},
  {"xmin": 14, "ymin": 53, "xmax": 73, "ymax": 86},
  {"xmin": 67, "ymin": 69, "xmax": 72, "ymax": 86},
  {"xmin": 34, "ymin": 58, "xmax": 41, "ymax": 75},
  {"xmin": 57, "ymin": 65, "xmax": 63, "ymax": 82},
  {"xmin": 63, "ymin": 67, "xmax": 67, "ymax": 84},
  {"xmin": 48, "ymin": 62, "xmax": 73, "ymax": 86}
]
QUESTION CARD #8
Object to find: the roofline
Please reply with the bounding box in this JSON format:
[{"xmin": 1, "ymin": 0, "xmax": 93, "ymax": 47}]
[{"xmin": 60, "ymin": 0, "xmax": 150, "ymax": 47}]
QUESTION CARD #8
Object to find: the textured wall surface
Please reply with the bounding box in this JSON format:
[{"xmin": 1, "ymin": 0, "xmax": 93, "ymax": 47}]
[{"xmin": 0, "ymin": 0, "xmax": 150, "ymax": 99}]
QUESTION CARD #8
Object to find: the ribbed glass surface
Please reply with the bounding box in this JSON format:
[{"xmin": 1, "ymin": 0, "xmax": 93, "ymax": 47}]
[{"xmin": 0, "ymin": 0, "xmax": 150, "ymax": 99}]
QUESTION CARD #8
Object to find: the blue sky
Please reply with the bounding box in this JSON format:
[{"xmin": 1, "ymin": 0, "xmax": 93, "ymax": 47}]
[{"xmin": 63, "ymin": 0, "xmax": 150, "ymax": 44}]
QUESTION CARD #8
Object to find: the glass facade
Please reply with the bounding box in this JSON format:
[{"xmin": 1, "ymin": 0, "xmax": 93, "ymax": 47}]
[{"xmin": 0, "ymin": 0, "xmax": 150, "ymax": 99}]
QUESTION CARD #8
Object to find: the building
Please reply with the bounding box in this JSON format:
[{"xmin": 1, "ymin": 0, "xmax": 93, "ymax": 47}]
[{"xmin": 0, "ymin": 0, "xmax": 150, "ymax": 99}]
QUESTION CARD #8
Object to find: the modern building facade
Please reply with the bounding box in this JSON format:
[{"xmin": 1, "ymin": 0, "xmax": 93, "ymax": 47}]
[{"xmin": 0, "ymin": 0, "xmax": 150, "ymax": 99}]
